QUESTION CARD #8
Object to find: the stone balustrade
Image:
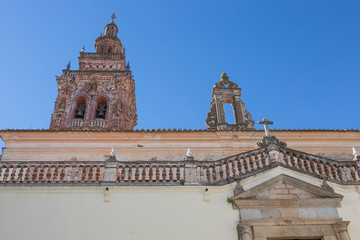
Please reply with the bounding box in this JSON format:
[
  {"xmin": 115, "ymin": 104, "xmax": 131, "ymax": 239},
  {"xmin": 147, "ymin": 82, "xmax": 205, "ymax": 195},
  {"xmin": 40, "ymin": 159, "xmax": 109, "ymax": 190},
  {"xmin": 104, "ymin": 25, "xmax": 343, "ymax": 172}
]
[
  {"xmin": 0, "ymin": 140, "xmax": 359, "ymax": 185},
  {"xmin": 79, "ymin": 52, "xmax": 125, "ymax": 59}
]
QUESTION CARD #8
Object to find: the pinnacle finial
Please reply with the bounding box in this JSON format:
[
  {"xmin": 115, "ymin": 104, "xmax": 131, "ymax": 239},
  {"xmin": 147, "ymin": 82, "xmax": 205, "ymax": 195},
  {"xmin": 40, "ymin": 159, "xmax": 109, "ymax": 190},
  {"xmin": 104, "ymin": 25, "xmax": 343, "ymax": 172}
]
[
  {"xmin": 66, "ymin": 61, "xmax": 71, "ymax": 70},
  {"xmin": 186, "ymin": 148, "xmax": 193, "ymax": 157},
  {"xmin": 353, "ymin": 147, "xmax": 359, "ymax": 157},
  {"xmin": 220, "ymin": 72, "xmax": 229, "ymax": 81},
  {"xmin": 110, "ymin": 147, "xmax": 116, "ymax": 157},
  {"xmin": 126, "ymin": 61, "xmax": 131, "ymax": 70},
  {"xmin": 111, "ymin": 13, "xmax": 117, "ymax": 22},
  {"xmin": 81, "ymin": 45, "xmax": 85, "ymax": 52}
]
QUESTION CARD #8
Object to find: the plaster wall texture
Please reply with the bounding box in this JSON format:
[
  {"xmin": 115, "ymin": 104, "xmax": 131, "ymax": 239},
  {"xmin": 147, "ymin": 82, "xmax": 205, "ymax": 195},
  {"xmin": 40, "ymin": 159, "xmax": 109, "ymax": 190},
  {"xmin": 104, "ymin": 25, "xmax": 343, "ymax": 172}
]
[
  {"xmin": 0, "ymin": 186, "xmax": 238, "ymax": 240},
  {"xmin": 1, "ymin": 131, "xmax": 359, "ymax": 161}
]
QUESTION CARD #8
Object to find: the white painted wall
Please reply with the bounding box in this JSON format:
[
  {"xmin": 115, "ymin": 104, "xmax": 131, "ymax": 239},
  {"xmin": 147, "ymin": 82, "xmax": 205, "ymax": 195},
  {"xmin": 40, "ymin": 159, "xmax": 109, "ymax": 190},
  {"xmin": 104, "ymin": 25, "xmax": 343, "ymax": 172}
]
[
  {"xmin": 0, "ymin": 168, "xmax": 359, "ymax": 240},
  {"xmin": 0, "ymin": 186, "xmax": 238, "ymax": 240}
]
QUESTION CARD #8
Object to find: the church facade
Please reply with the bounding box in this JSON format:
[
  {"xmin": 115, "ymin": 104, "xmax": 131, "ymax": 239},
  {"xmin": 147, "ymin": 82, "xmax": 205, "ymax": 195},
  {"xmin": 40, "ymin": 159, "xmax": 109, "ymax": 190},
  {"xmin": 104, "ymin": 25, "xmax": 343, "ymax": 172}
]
[{"xmin": 0, "ymin": 16, "xmax": 360, "ymax": 240}]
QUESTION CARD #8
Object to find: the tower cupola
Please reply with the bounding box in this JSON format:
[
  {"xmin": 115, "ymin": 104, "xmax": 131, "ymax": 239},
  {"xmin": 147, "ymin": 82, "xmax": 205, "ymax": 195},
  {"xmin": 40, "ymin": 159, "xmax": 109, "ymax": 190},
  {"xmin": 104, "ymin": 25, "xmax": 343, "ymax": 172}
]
[
  {"xmin": 104, "ymin": 22, "xmax": 118, "ymax": 37},
  {"xmin": 95, "ymin": 14, "xmax": 123, "ymax": 54}
]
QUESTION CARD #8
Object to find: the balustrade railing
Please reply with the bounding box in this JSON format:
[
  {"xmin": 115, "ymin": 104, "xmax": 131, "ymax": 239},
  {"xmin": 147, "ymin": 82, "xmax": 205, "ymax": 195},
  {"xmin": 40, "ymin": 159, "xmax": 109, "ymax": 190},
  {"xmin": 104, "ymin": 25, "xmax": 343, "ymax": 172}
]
[
  {"xmin": 68, "ymin": 119, "xmax": 84, "ymax": 127},
  {"xmin": 80, "ymin": 52, "xmax": 125, "ymax": 59},
  {"xmin": 91, "ymin": 119, "xmax": 106, "ymax": 127}
]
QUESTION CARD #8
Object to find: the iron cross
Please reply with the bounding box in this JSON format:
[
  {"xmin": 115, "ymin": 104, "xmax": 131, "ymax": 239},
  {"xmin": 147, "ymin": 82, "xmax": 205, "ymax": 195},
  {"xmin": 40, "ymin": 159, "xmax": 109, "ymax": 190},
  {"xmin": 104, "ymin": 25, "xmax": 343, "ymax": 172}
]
[
  {"xmin": 111, "ymin": 13, "xmax": 117, "ymax": 22},
  {"xmin": 258, "ymin": 118, "xmax": 273, "ymax": 137}
]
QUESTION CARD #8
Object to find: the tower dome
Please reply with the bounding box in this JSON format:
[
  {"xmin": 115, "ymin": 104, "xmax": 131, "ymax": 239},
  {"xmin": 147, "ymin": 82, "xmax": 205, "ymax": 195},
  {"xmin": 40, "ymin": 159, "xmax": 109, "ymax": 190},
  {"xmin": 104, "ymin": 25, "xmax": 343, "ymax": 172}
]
[{"xmin": 95, "ymin": 14, "xmax": 123, "ymax": 54}]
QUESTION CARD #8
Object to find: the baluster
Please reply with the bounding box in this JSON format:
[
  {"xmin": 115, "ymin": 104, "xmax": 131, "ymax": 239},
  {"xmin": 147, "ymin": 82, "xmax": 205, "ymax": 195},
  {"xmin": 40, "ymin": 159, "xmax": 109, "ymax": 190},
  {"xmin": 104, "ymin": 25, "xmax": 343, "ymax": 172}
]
[
  {"xmin": 135, "ymin": 166, "xmax": 139, "ymax": 181},
  {"xmin": 249, "ymin": 155, "xmax": 254, "ymax": 171},
  {"xmin": 232, "ymin": 161, "xmax": 236, "ymax": 176},
  {"xmin": 169, "ymin": 166, "xmax": 174, "ymax": 181},
  {"xmin": 226, "ymin": 162, "xmax": 230, "ymax": 177},
  {"xmin": 162, "ymin": 166, "xmax": 167, "ymax": 181},
  {"xmin": 176, "ymin": 166, "xmax": 180, "ymax": 181},
  {"xmin": 155, "ymin": 167, "xmax": 160, "ymax": 181},
  {"xmin": 149, "ymin": 167, "xmax": 154, "ymax": 182},
  {"xmin": 212, "ymin": 166, "xmax": 217, "ymax": 181}
]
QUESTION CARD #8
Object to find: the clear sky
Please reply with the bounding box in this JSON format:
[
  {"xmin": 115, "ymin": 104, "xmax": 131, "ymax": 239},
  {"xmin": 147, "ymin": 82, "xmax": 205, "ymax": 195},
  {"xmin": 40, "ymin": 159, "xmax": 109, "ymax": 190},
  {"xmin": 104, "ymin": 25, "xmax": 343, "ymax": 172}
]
[{"xmin": 0, "ymin": 1, "xmax": 359, "ymax": 148}]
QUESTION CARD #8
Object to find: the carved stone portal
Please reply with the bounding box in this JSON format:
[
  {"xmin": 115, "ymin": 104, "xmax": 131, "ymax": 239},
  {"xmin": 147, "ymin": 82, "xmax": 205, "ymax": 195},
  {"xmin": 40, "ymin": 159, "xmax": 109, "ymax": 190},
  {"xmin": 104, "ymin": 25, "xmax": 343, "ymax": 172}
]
[
  {"xmin": 205, "ymin": 73, "xmax": 254, "ymax": 130},
  {"xmin": 232, "ymin": 174, "xmax": 351, "ymax": 240}
]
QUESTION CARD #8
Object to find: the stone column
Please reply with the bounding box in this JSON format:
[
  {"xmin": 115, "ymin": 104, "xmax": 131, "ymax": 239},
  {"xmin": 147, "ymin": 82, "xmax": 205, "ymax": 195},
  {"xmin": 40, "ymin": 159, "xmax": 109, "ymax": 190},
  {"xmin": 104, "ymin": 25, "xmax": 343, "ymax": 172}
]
[
  {"xmin": 215, "ymin": 95, "xmax": 225, "ymax": 124},
  {"xmin": 237, "ymin": 224, "xmax": 252, "ymax": 240},
  {"xmin": 233, "ymin": 95, "xmax": 245, "ymax": 124},
  {"xmin": 334, "ymin": 221, "xmax": 351, "ymax": 240}
]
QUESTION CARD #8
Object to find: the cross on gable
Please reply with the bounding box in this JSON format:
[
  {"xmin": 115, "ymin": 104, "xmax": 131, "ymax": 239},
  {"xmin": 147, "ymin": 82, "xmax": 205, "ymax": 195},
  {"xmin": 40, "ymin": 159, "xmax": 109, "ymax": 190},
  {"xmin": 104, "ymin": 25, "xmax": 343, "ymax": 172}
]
[{"xmin": 258, "ymin": 118, "xmax": 273, "ymax": 137}]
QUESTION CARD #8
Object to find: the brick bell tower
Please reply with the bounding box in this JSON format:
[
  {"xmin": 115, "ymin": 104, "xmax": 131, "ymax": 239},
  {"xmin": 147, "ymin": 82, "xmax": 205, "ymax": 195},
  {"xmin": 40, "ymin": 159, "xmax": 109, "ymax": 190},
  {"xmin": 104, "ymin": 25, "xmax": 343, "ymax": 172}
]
[{"xmin": 50, "ymin": 14, "xmax": 137, "ymax": 130}]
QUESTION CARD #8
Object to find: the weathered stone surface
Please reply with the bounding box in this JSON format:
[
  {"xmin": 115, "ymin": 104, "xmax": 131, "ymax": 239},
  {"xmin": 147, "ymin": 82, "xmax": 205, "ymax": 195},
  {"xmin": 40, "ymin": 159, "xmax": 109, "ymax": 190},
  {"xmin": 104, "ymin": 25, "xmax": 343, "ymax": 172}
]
[
  {"xmin": 280, "ymin": 208, "xmax": 298, "ymax": 219},
  {"xmin": 316, "ymin": 153, "xmax": 354, "ymax": 161},
  {"xmin": 298, "ymin": 208, "xmax": 317, "ymax": 218},
  {"xmin": 240, "ymin": 209, "xmax": 262, "ymax": 220},
  {"xmin": 317, "ymin": 207, "xmax": 339, "ymax": 218},
  {"xmin": 260, "ymin": 209, "xmax": 281, "ymax": 219}
]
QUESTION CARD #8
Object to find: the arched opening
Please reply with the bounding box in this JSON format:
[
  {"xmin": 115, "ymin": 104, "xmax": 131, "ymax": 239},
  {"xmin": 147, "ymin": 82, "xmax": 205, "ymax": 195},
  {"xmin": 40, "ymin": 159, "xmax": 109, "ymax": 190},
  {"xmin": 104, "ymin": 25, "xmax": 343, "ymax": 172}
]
[
  {"xmin": 224, "ymin": 102, "xmax": 235, "ymax": 124},
  {"xmin": 73, "ymin": 96, "xmax": 87, "ymax": 119},
  {"xmin": 94, "ymin": 96, "xmax": 108, "ymax": 119}
]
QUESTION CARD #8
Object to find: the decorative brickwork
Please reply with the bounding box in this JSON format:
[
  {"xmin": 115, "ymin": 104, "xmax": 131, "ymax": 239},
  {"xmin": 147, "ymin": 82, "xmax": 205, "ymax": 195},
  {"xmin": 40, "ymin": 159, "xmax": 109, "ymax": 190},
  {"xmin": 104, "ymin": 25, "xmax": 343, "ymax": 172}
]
[{"xmin": 50, "ymin": 16, "xmax": 137, "ymax": 130}]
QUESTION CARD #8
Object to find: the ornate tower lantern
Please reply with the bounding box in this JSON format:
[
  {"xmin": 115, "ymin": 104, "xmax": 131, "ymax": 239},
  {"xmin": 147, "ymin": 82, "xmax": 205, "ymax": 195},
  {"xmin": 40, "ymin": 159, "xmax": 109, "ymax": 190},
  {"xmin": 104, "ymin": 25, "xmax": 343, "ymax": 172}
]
[
  {"xmin": 50, "ymin": 14, "xmax": 137, "ymax": 130},
  {"xmin": 205, "ymin": 73, "xmax": 254, "ymax": 130}
]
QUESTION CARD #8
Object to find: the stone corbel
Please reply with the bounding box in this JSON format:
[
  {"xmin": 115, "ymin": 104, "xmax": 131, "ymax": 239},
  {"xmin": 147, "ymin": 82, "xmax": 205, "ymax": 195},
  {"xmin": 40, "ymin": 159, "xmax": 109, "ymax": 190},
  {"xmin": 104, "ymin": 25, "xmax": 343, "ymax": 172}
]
[
  {"xmin": 333, "ymin": 221, "xmax": 351, "ymax": 240},
  {"xmin": 237, "ymin": 224, "xmax": 252, "ymax": 240}
]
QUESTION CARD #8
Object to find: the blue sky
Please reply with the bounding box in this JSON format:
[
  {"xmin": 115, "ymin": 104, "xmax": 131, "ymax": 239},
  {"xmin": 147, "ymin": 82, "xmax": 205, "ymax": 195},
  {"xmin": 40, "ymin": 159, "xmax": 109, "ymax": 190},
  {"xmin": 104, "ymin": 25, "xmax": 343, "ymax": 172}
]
[{"xmin": 0, "ymin": 0, "xmax": 359, "ymax": 145}]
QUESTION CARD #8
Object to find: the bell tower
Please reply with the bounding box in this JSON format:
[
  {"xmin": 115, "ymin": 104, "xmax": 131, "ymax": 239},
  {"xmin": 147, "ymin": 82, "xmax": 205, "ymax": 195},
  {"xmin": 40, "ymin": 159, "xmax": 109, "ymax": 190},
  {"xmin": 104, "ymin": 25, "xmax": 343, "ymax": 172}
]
[{"xmin": 50, "ymin": 14, "xmax": 137, "ymax": 130}]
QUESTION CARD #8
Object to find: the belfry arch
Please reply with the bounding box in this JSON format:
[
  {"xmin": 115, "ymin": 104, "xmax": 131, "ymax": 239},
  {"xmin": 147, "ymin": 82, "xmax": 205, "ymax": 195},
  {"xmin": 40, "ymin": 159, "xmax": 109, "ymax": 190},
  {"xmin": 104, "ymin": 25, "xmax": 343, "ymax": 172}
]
[{"xmin": 206, "ymin": 73, "xmax": 254, "ymax": 130}]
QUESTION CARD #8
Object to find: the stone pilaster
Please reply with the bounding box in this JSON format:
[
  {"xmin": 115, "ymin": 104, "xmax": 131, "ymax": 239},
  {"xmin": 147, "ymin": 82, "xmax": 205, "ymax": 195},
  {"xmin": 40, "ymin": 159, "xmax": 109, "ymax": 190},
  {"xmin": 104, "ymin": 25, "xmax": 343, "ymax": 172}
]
[
  {"xmin": 184, "ymin": 157, "xmax": 198, "ymax": 185},
  {"xmin": 237, "ymin": 224, "xmax": 252, "ymax": 240},
  {"xmin": 103, "ymin": 156, "xmax": 118, "ymax": 183},
  {"xmin": 334, "ymin": 221, "xmax": 351, "ymax": 240}
]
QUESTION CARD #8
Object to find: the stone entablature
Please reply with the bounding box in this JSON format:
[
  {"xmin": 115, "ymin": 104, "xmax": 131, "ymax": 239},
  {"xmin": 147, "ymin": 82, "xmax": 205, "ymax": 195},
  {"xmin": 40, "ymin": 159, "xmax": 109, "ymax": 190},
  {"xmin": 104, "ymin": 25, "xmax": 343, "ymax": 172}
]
[{"xmin": 1, "ymin": 130, "xmax": 359, "ymax": 162}]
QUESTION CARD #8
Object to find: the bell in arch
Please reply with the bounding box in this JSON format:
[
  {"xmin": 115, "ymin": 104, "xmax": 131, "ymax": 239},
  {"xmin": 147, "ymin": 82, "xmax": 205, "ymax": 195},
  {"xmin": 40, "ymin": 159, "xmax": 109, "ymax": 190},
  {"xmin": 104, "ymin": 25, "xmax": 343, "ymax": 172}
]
[
  {"xmin": 74, "ymin": 104, "xmax": 86, "ymax": 119},
  {"xmin": 96, "ymin": 104, "xmax": 107, "ymax": 119},
  {"xmin": 75, "ymin": 110, "xmax": 84, "ymax": 119}
]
